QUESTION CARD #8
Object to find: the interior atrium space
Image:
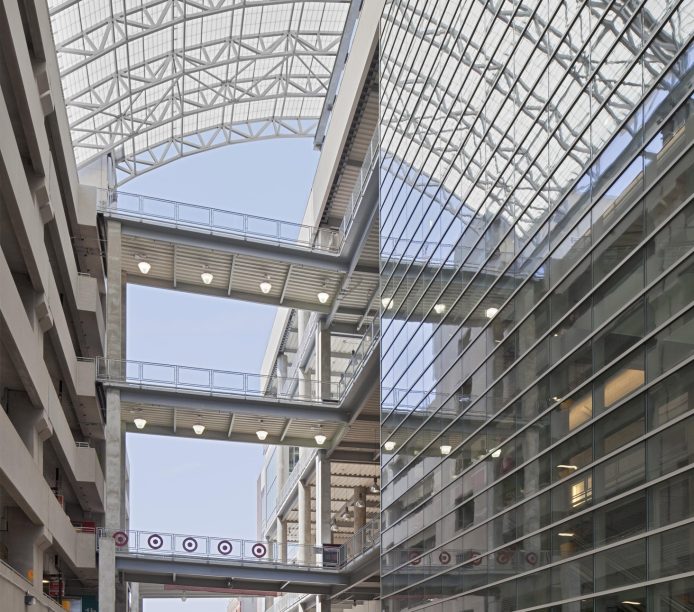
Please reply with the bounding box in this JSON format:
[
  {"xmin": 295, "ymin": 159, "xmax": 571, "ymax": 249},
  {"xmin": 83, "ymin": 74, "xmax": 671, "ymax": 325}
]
[{"xmin": 0, "ymin": 1, "xmax": 693, "ymax": 612}]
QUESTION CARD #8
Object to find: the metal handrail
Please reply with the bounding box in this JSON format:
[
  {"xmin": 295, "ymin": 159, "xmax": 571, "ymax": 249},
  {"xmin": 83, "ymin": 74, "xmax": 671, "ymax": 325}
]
[
  {"xmin": 338, "ymin": 129, "xmax": 379, "ymax": 239},
  {"xmin": 340, "ymin": 517, "xmax": 380, "ymax": 565},
  {"xmin": 337, "ymin": 318, "xmax": 380, "ymax": 392},
  {"xmin": 266, "ymin": 593, "xmax": 309, "ymax": 612},
  {"xmin": 95, "ymin": 357, "xmax": 343, "ymax": 403},
  {"xmin": 98, "ymin": 528, "xmax": 338, "ymax": 570},
  {"xmin": 97, "ymin": 189, "xmax": 342, "ymax": 254}
]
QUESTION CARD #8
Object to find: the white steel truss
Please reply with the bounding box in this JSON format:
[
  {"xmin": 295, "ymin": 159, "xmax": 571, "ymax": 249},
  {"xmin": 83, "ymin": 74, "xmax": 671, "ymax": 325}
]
[{"xmin": 47, "ymin": 0, "xmax": 351, "ymax": 183}]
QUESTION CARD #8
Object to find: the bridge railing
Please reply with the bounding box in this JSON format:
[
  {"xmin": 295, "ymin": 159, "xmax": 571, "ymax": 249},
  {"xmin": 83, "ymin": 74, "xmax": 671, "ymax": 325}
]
[
  {"xmin": 338, "ymin": 129, "xmax": 379, "ymax": 240},
  {"xmin": 340, "ymin": 517, "xmax": 380, "ymax": 565},
  {"xmin": 95, "ymin": 357, "xmax": 343, "ymax": 403},
  {"xmin": 266, "ymin": 593, "xmax": 310, "ymax": 612},
  {"xmin": 97, "ymin": 189, "xmax": 342, "ymax": 254},
  {"xmin": 99, "ymin": 529, "xmax": 333, "ymax": 569}
]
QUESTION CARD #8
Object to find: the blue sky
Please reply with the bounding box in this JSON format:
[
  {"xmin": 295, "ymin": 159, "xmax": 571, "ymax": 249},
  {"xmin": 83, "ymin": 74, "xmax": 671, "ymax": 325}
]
[{"xmin": 124, "ymin": 138, "xmax": 319, "ymax": 611}]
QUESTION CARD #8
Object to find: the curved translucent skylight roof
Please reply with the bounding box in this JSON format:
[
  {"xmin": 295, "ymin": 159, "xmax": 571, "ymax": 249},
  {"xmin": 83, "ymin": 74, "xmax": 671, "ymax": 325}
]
[{"xmin": 48, "ymin": 0, "xmax": 351, "ymax": 182}]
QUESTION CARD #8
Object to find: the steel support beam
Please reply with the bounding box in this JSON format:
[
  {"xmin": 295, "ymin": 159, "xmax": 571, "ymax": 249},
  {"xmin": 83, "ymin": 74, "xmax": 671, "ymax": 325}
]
[
  {"xmin": 115, "ymin": 555, "xmax": 349, "ymax": 593},
  {"xmin": 117, "ymin": 388, "xmax": 351, "ymax": 423}
]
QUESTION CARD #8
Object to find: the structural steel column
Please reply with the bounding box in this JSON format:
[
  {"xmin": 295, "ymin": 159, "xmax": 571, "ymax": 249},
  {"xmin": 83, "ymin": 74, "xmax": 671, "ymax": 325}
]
[
  {"xmin": 100, "ymin": 219, "xmax": 126, "ymax": 612},
  {"xmin": 297, "ymin": 479, "xmax": 312, "ymax": 564},
  {"xmin": 276, "ymin": 516, "xmax": 287, "ymax": 563},
  {"xmin": 353, "ymin": 486, "xmax": 367, "ymax": 532},
  {"xmin": 314, "ymin": 451, "xmax": 331, "ymax": 550},
  {"xmin": 315, "ymin": 322, "xmax": 332, "ymax": 401}
]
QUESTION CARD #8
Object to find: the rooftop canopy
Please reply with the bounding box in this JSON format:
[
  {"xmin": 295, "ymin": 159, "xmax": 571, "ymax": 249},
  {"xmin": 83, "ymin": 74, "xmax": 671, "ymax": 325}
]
[{"xmin": 48, "ymin": 0, "xmax": 352, "ymax": 182}]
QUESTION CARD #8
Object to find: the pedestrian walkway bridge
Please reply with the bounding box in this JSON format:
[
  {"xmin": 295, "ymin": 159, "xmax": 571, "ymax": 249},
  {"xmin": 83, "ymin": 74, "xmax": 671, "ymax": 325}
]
[
  {"xmin": 96, "ymin": 130, "xmax": 380, "ymax": 317},
  {"xmin": 96, "ymin": 177, "xmax": 513, "ymax": 322},
  {"xmin": 95, "ymin": 325, "xmax": 379, "ymax": 446},
  {"xmin": 101, "ymin": 528, "xmax": 379, "ymax": 597}
]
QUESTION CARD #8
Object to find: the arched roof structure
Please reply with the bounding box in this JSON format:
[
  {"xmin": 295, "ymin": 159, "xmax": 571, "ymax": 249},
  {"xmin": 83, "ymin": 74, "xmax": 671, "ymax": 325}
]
[{"xmin": 47, "ymin": 0, "xmax": 352, "ymax": 182}]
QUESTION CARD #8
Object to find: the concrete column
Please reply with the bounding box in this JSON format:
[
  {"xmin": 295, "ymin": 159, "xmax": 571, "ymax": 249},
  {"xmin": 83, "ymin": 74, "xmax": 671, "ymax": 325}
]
[
  {"xmin": 299, "ymin": 367, "xmax": 313, "ymax": 400},
  {"xmin": 314, "ymin": 452, "xmax": 331, "ymax": 548},
  {"xmin": 277, "ymin": 446, "xmax": 288, "ymax": 491},
  {"xmin": 100, "ymin": 219, "xmax": 126, "ymax": 612},
  {"xmin": 315, "ymin": 323, "xmax": 332, "ymax": 401},
  {"xmin": 276, "ymin": 353, "xmax": 288, "ymax": 396},
  {"xmin": 353, "ymin": 486, "xmax": 367, "ymax": 532},
  {"xmin": 297, "ymin": 479, "xmax": 312, "ymax": 564},
  {"xmin": 316, "ymin": 595, "xmax": 331, "ymax": 612},
  {"xmin": 276, "ymin": 516, "xmax": 287, "ymax": 563},
  {"xmin": 297, "ymin": 310, "xmax": 311, "ymax": 342},
  {"xmin": 129, "ymin": 583, "xmax": 141, "ymax": 612}
]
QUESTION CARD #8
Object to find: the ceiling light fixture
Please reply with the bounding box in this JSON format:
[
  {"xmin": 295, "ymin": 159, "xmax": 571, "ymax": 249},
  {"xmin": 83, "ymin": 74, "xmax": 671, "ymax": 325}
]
[
  {"xmin": 200, "ymin": 267, "xmax": 214, "ymax": 285},
  {"xmin": 381, "ymin": 297, "xmax": 394, "ymax": 310},
  {"xmin": 558, "ymin": 532, "xmax": 575, "ymax": 537},
  {"xmin": 317, "ymin": 282, "xmax": 330, "ymax": 304},
  {"xmin": 314, "ymin": 433, "xmax": 327, "ymax": 445},
  {"xmin": 370, "ymin": 478, "xmax": 379, "ymax": 494},
  {"xmin": 137, "ymin": 260, "xmax": 151, "ymax": 275},
  {"xmin": 434, "ymin": 303, "xmax": 446, "ymax": 314},
  {"xmin": 384, "ymin": 440, "xmax": 396, "ymax": 452},
  {"xmin": 355, "ymin": 498, "xmax": 366, "ymax": 508},
  {"xmin": 485, "ymin": 307, "xmax": 499, "ymax": 319},
  {"xmin": 491, "ymin": 448, "xmax": 502, "ymax": 458},
  {"xmin": 133, "ymin": 417, "xmax": 147, "ymax": 430},
  {"xmin": 193, "ymin": 422, "xmax": 205, "ymax": 435},
  {"xmin": 621, "ymin": 602, "xmax": 642, "ymax": 607},
  {"xmin": 557, "ymin": 464, "xmax": 578, "ymax": 470},
  {"xmin": 440, "ymin": 444, "xmax": 452, "ymax": 455},
  {"xmin": 330, "ymin": 522, "xmax": 339, "ymax": 532},
  {"xmin": 256, "ymin": 429, "xmax": 268, "ymax": 441},
  {"xmin": 260, "ymin": 276, "xmax": 272, "ymax": 294}
]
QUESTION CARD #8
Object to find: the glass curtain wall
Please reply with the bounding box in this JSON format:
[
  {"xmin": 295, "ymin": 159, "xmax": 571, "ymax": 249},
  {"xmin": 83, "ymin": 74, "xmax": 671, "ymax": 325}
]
[{"xmin": 379, "ymin": 0, "xmax": 694, "ymax": 610}]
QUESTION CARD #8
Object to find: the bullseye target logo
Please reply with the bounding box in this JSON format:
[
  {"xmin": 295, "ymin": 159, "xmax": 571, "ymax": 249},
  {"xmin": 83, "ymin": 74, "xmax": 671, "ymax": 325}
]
[
  {"xmin": 182, "ymin": 537, "xmax": 198, "ymax": 553},
  {"xmin": 147, "ymin": 534, "xmax": 164, "ymax": 550},
  {"xmin": 113, "ymin": 531, "xmax": 128, "ymax": 547},
  {"xmin": 252, "ymin": 543, "xmax": 267, "ymax": 558},
  {"xmin": 217, "ymin": 540, "xmax": 233, "ymax": 555}
]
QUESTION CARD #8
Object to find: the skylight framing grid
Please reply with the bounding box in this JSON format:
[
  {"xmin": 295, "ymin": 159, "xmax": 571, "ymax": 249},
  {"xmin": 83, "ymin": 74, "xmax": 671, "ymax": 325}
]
[{"xmin": 48, "ymin": 0, "xmax": 351, "ymax": 183}]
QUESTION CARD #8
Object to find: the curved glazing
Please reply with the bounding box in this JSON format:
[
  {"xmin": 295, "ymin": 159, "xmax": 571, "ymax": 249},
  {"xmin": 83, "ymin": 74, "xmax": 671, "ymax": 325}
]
[{"xmin": 48, "ymin": 0, "xmax": 350, "ymax": 182}]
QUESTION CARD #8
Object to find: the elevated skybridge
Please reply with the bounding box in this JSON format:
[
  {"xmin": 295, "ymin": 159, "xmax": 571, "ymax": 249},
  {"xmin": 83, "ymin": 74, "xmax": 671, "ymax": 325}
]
[
  {"xmin": 94, "ymin": 321, "xmax": 380, "ymax": 447},
  {"xmin": 96, "ymin": 128, "xmax": 380, "ymax": 319},
  {"xmin": 101, "ymin": 528, "xmax": 379, "ymax": 598}
]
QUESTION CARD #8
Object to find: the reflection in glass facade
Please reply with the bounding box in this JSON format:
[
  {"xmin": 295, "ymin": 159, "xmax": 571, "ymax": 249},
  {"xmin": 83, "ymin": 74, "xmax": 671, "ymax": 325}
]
[{"xmin": 379, "ymin": 1, "xmax": 694, "ymax": 610}]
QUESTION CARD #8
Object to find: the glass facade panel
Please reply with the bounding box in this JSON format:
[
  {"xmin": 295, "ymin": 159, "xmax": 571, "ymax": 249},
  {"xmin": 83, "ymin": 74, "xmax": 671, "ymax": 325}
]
[{"xmin": 380, "ymin": 0, "xmax": 694, "ymax": 608}]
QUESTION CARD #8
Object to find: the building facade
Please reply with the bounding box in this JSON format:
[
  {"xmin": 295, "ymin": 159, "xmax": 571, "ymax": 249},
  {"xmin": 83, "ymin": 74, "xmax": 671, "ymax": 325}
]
[
  {"xmin": 379, "ymin": 1, "xmax": 694, "ymax": 610},
  {"xmin": 0, "ymin": 1, "xmax": 107, "ymax": 610}
]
